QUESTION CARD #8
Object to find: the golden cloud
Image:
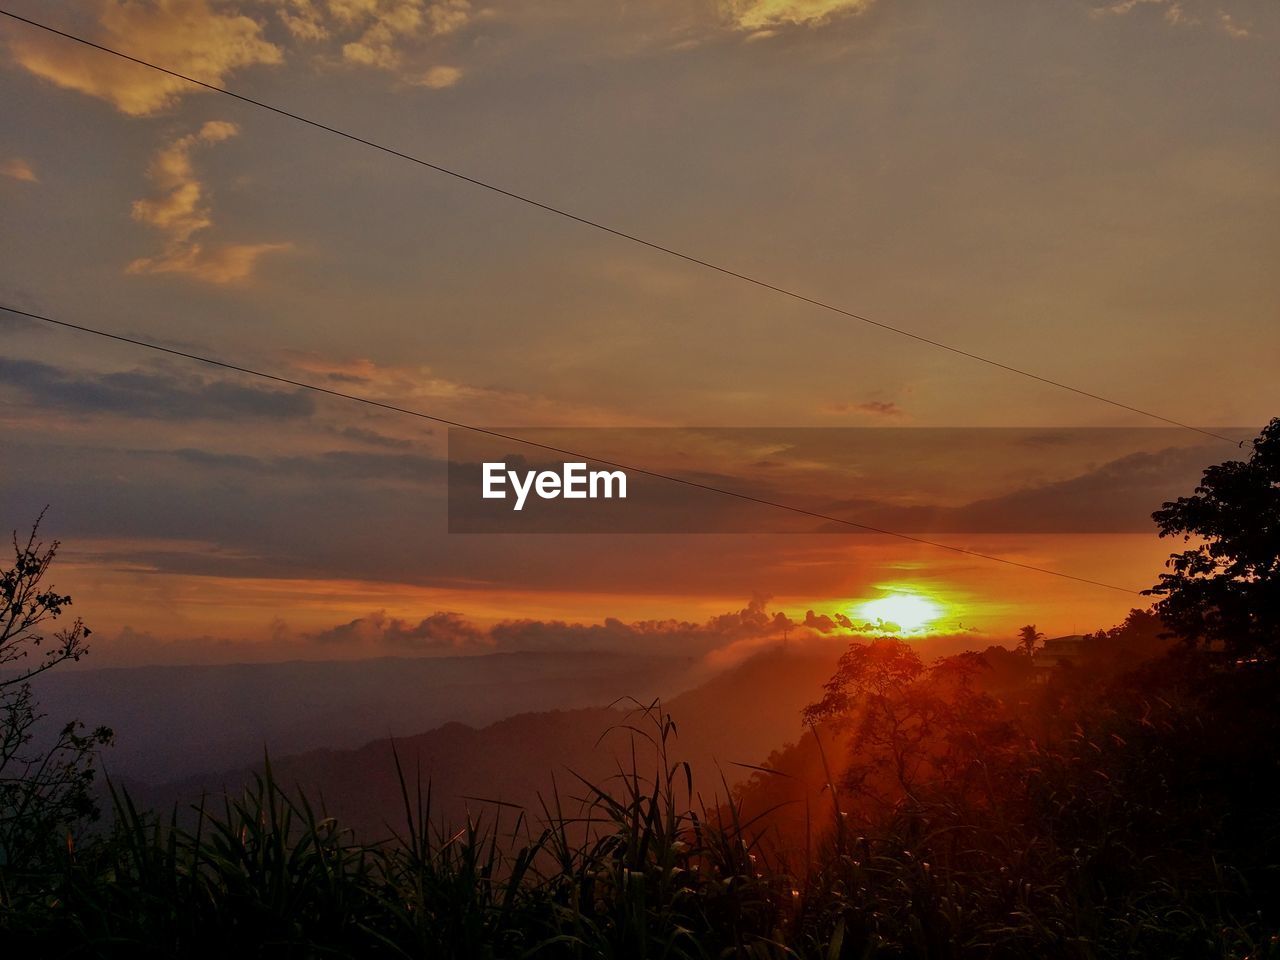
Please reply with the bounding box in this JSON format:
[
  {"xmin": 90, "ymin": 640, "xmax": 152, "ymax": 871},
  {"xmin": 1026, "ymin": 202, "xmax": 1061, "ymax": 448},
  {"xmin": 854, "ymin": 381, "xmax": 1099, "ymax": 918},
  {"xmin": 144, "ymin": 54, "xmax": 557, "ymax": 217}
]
[
  {"xmin": 272, "ymin": 0, "xmax": 330, "ymax": 40},
  {"xmin": 337, "ymin": 0, "xmax": 469, "ymax": 73},
  {"xmin": 258, "ymin": 0, "xmax": 469, "ymax": 79},
  {"xmin": 1091, "ymin": 0, "xmax": 1253, "ymax": 37},
  {"xmin": 130, "ymin": 120, "xmax": 238, "ymax": 242},
  {"xmin": 1216, "ymin": 11, "xmax": 1250, "ymax": 39},
  {"xmin": 720, "ymin": 0, "xmax": 876, "ymax": 30},
  {"xmin": 6, "ymin": 1, "xmax": 470, "ymax": 113},
  {"xmin": 413, "ymin": 63, "xmax": 462, "ymax": 88},
  {"xmin": 127, "ymin": 240, "xmax": 291, "ymax": 283},
  {"xmin": 127, "ymin": 121, "xmax": 289, "ymax": 284},
  {"xmin": 6, "ymin": 0, "xmax": 282, "ymax": 116}
]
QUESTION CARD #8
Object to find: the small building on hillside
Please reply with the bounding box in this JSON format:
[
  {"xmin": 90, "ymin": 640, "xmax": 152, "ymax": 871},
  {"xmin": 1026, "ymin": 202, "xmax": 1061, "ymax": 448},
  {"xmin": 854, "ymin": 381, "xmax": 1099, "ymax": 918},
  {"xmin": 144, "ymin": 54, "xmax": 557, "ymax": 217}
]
[{"xmin": 1032, "ymin": 634, "xmax": 1088, "ymax": 682}]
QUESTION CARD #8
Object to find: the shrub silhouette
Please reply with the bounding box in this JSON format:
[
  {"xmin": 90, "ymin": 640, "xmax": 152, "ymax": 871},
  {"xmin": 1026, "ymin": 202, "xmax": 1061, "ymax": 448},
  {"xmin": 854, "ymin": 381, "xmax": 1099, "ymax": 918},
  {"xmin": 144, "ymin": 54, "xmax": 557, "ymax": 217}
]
[
  {"xmin": 0, "ymin": 512, "xmax": 112, "ymax": 883},
  {"xmin": 1146, "ymin": 417, "xmax": 1280, "ymax": 658}
]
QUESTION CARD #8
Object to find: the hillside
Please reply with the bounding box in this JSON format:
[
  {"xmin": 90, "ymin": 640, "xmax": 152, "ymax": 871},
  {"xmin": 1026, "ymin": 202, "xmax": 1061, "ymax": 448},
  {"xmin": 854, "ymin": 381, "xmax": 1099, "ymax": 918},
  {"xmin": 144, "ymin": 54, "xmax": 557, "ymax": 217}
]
[
  {"xmin": 137, "ymin": 645, "xmax": 844, "ymax": 835},
  {"xmin": 31, "ymin": 650, "xmax": 699, "ymax": 782}
]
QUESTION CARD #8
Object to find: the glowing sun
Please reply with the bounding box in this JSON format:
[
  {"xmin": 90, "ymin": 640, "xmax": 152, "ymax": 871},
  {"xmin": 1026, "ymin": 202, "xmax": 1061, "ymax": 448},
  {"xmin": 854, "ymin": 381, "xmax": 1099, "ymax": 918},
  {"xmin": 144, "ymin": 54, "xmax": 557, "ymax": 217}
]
[{"xmin": 857, "ymin": 593, "xmax": 943, "ymax": 634}]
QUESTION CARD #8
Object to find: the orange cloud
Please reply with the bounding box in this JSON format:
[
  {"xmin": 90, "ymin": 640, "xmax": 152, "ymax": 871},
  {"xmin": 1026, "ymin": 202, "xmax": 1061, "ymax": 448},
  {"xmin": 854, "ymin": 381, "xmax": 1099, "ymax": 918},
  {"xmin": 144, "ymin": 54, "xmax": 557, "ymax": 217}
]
[
  {"xmin": 261, "ymin": 0, "xmax": 469, "ymax": 82},
  {"xmin": 273, "ymin": 0, "xmax": 330, "ymax": 41},
  {"xmin": 130, "ymin": 121, "xmax": 237, "ymax": 242},
  {"xmin": 1091, "ymin": 0, "xmax": 1253, "ymax": 38},
  {"xmin": 1, "ymin": 157, "xmax": 37, "ymax": 182},
  {"xmin": 126, "ymin": 121, "xmax": 289, "ymax": 283},
  {"xmin": 5, "ymin": 0, "xmax": 282, "ymax": 116},
  {"xmin": 127, "ymin": 241, "xmax": 291, "ymax": 284},
  {"xmin": 413, "ymin": 64, "xmax": 462, "ymax": 88},
  {"xmin": 720, "ymin": 0, "xmax": 876, "ymax": 31}
]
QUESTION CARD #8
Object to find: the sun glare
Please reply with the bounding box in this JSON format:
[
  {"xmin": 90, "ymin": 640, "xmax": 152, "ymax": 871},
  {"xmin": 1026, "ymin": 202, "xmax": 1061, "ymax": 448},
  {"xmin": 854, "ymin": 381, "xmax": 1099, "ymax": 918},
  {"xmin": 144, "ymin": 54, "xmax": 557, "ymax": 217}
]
[{"xmin": 857, "ymin": 593, "xmax": 944, "ymax": 634}]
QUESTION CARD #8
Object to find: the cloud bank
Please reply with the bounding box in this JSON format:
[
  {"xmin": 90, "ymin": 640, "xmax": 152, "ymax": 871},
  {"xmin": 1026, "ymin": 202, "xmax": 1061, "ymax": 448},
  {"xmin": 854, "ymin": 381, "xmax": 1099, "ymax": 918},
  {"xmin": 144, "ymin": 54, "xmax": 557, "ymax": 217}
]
[{"xmin": 255, "ymin": 596, "xmax": 938, "ymax": 659}]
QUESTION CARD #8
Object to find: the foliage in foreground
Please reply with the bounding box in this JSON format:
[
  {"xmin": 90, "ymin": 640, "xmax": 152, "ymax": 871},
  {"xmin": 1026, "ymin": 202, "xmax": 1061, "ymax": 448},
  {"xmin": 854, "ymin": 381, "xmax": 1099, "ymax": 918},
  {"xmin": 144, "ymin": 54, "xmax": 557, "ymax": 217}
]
[
  {"xmin": 2, "ymin": 654, "xmax": 1280, "ymax": 960},
  {"xmin": 0, "ymin": 513, "xmax": 112, "ymax": 879},
  {"xmin": 1146, "ymin": 417, "xmax": 1280, "ymax": 658}
]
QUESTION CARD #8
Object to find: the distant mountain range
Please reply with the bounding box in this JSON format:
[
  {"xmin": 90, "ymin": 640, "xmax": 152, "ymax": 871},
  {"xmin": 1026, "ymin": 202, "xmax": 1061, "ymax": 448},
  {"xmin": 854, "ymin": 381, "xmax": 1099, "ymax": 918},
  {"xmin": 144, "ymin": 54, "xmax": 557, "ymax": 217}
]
[
  {"xmin": 29, "ymin": 650, "xmax": 703, "ymax": 783},
  {"xmin": 130, "ymin": 646, "xmax": 845, "ymax": 837}
]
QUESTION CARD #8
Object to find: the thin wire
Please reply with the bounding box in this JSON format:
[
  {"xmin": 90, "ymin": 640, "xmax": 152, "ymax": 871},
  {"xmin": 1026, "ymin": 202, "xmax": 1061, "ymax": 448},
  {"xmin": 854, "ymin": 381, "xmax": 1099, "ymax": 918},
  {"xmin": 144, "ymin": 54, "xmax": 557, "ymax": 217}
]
[
  {"xmin": 0, "ymin": 8, "xmax": 1243, "ymax": 449},
  {"xmin": 2, "ymin": 303, "xmax": 1142, "ymax": 595}
]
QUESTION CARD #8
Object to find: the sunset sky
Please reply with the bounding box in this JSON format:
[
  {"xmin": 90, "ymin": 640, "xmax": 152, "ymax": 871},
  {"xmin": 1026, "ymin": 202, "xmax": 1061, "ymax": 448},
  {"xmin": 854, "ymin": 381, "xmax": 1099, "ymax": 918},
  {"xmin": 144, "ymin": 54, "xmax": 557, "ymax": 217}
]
[{"xmin": 1, "ymin": 0, "xmax": 1276, "ymax": 665}]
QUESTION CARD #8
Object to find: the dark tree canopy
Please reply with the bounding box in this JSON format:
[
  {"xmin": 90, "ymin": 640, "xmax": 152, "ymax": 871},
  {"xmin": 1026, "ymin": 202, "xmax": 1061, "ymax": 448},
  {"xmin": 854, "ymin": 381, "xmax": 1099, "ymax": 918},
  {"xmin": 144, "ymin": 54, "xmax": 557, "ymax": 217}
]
[
  {"xmin": 1017, "ymin": 624, "xmax": 1043, "ymax": 657},
  {"xmin": 1, "ymin": 515, "xmax": 112, "ymax": 871},
  {"xmin": 1146, "ymin": 418, "xmax": 1280, "ymax": 657}
]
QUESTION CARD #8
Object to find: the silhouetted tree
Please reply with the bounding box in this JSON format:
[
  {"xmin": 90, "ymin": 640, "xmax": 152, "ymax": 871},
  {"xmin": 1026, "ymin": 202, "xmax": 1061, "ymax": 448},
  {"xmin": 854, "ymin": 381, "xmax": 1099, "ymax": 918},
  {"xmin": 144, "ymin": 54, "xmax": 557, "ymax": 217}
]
[
  {"xmin": 1017, "ymin": 624, "xmax": 1044, "ymax": 657},
  {"xmin": 1146, "ymin": 418, "xmax": 1280, "ymax": 658},
  {"xmin": 0, "ymin": 514, "xmax": 112, "ymax": 875},
  {"xmin": 804, "ymin": 640, "xmax": 1010, "ymax": 813}
]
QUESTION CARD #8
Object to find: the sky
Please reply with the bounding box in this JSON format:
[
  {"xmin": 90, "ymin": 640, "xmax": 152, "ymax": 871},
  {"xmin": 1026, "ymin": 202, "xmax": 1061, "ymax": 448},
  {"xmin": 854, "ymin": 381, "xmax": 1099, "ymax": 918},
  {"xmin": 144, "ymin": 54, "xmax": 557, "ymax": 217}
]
[{"xmin": 1, "ymin": 0, "xmax": 1276, "ymax": 666}]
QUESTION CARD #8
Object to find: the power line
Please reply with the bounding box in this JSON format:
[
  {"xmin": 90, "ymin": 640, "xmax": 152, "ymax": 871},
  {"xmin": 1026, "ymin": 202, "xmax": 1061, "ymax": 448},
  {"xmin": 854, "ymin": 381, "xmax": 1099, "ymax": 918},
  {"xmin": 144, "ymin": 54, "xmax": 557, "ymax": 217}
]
[
  {"xmin": 0, "ymin": 8, "xmax": 1242, "ymax": 449},
  {"xmin": 2, "ymin": 302, "xmax": 1142, "ymax": 596}
]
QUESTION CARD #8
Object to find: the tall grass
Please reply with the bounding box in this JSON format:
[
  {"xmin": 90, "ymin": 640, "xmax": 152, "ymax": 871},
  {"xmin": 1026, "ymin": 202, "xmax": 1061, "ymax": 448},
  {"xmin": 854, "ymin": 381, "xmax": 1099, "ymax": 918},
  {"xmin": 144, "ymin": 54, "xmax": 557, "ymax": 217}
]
[{"xmin": 2, "ymin": 697, "xmax": 1278, "ymax": 959}]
